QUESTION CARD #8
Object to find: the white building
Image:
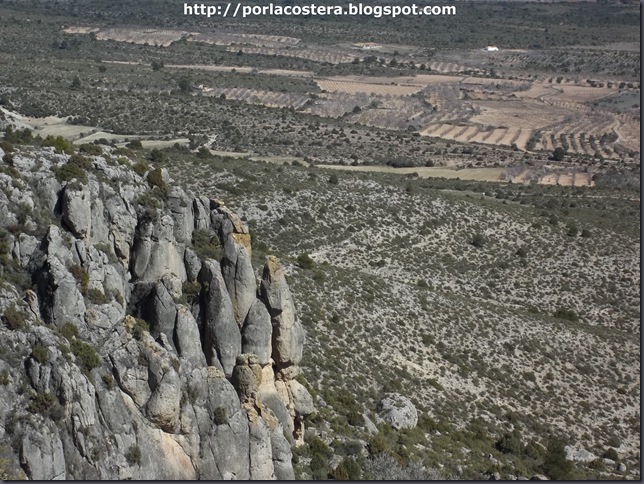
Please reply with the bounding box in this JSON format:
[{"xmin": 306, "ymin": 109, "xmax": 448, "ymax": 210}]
[{"xmin": 485, "ymin": 45, "xmax": 499, "ymax": 52}]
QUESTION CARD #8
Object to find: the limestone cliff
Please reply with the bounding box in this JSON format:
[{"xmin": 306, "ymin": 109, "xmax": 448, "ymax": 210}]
[{"xmin": 0, "ymin": 143, "xmax": 313, "ymax": 479}]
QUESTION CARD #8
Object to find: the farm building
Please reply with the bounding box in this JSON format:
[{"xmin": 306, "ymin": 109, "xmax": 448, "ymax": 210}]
[{"xmin": 353, "ymin": 42, "xmax": 381, "ymax": 50}]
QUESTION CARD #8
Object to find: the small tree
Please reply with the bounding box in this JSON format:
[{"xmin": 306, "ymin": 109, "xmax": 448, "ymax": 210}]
[
  {"xmin": 470, "ymin": 233, "xmax": 486, "ymax": 248},
  {"xmin": 541, "ymin": 437, "xmax": 574, "ymax": 480},
  {"xmin": 296, "ymin": 253, "xmax": 315, "ymax": 270},
  {"xmin": 178, "ymin": 77, "xmax": 191, "ymax": 93},
  {"xmin": 552, "ymin": 147, "xmax": 566, "ymax": 161}
]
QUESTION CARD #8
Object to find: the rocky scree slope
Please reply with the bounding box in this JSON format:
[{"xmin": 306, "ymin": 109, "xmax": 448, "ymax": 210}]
[{"xmin": 0, "ymin": 144, "xmax": 314, "ymax": 479}]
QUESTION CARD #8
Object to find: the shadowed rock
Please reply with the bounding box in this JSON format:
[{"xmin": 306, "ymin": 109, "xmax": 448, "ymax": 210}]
[{"xmin": 198, "ymin": 260, "xmax": 241, "ymax": 377}]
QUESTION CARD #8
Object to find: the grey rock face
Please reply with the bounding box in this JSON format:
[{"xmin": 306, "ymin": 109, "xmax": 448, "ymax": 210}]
[
  {"xmin": 183, "ymin": 247, "xmax": 202, "ymax": 282},
  {"xmin": 242, "ymin": 299, "xmax": 273, "ymax": 365},
  {"xmin": 143, "ymin": 281, "xmax": 178, "ymax": 351},
  {"xmin": 288, "ymin": 380, "xmax": 315, "ymax": 417},
  {"xmin": 131, "ymin": 215, "xmax": 187, "ymax": 282},
  {"xmin": 246, "ymin": 405, "xmax": 276, "ymax": 480},
  {"xmin": 376, "ymin": 393, "xmax": 418, "ymax": 430},
  {"xmin": 231, "ymin": 354, "xmax": 263, "ymax": 400},
  {"xmin": 0, "ymin": 146, "xmax": 312, "ymax": 481},
  {"xmin": 39, "ymin": 251, "xmax": 86, "ymax": 328},
  {"xmin": 146, "ymin": 369, "xmax": 181, "ymax": 432},
  {"xmin": 222, "ymin": 236, "xmax": 257, "ymax": 327},
  {"xmin": 20, "ymin": 424, "xmax": 66, "ymax": 480},
  {"xmin": 167, "ymin": 186, "xmax": 194, "ymax": 244},
  {"xmin": 174, "ymin": 305, "xmax": 207, "ymax": 369},
  {"xmin": 260, "ymin": 256, "xmax": 304, "ymax": 367},
  {"xmin": 269, "ymin": 416, "xmax": 295, "ymax": 480},
  {"xmin": 199, "ymin": 260, "xmax": 241, "ymax": 377},
  {"xmin": 62, "ymin": 185, "xmax": 92, "ymax": 239},
  {"xmin": 12, "ymin": 233, "xmax": 39, "ymax": 268}
]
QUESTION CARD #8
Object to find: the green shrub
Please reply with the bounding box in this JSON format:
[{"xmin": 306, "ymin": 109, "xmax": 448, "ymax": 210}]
[
  {"xmin": 566, "ymin": 223, "xmax": 579, "ymax": 237},
  {"xmin": 192, "ymin": 229, "xmax": 223, "ymax": 261},
  {"xmin": 32, "ymin": 344, "xmax": 48, "ymax": 364},
  {"xmin": 148, "ymin": 148, "xmax": 166, "ymax": 164},
  {"xmin": 43, "ymin": 135, "xmax": 74, "ymax": 155},
  {"xmin": 147, "ymin": 168, "xmax": 167, "ymax": 192},
  {"xmin": 470, "ymin": 233, "xmax": 486, "ymax": 248},
  {"xmin": 181, "ymin": 281, "xmax": 202, "ymax": 304},
  {"xmin": 333, "ymin": 458, "xmax": 361, "ymax": 480},
  {"xmin": 27, "ymin": 391, "xmax": 56, "ymax": 414},
  {"xmin": 310, "ymin": 452, "xmax": 329, "ymax": 480},
  {"xmin": 496, "ymin": 431, "xmax": 523, "ymax": 455},
  {"xmin": 87, "ymin": 288, "xmax": 109, "ymax": 305},
  {"xmin": 296, "ymin": 253, "xmax": 315, "ymax": 269},
  {"xmin": 133, "ymin": 161, "xmax": 149, "ymax": 176},
  {"xmin": 79, "ymin": 143, "xmax": 103, "ymax": 156},
  {"xmin": 553, "ymin": 307, "xmax": 578, "ymax": 322},
  {"xmin": 0, "ymin": 141, "xmax": 14, "ymax": 153},
  {"xmin": 70, "ymin": 339, "xmax": 101, "ymax": 373},
  {"xmin": 368, "ymin": 433, "xmax": 388, "ymax": 455},
  {"xmin": 347, "ymin": 410, "xmax": 364, "ymax": 426},
  {"xmin": 131, "ymin": 317, "xmax": 149, "ymax": 340},
  {"xmin": 125, "ymin": 140, "xmax": 143, "ymax": 149},
  {"xmin": 328, "ymin": 173, "xmax": 339, "ymax": 185},
  {"xmin": 125, "ymin": 445, "xmax": 142, "ymax": 465},
  {"xmin": 70, "ymin": 265, "xmax": 89, "ymax": 296},
  {"xmin": 541, "ymin": 437, "xmax": 574, "ymax": 480},
  {"xmin": 197, "ymin": 146, "xmax": 212, "ymax": 159},
  {"xmin": 0, "ymin": 370, "xmax": 9, "ymax": 385},
  {"xmin": 102, "ymin": 374, "xmax": 115, "ymax": 390},
  {"xmin": 525, "ymin": 440, "xmax": 547, "ymax": 460},
  {"xmin": 54, "ymin": 160, "xmax": 88, "ymax": 184},
  {"xmin": 60, "ymin": 323, "xmax": 79, "ymax": 340},
  {"xmin": 214, "ymin": 406, "xmax": 228, "ymax": 425},
  {"xmin": 603, "ymin": 447, "xmax": 619, "ymax": 461},
  {"xmin": 2, "ymin": 305, "xmax": 25, "ymax": 330}
]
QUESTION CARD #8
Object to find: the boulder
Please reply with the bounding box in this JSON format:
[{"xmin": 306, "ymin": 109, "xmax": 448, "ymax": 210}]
[
  {"xmin": 376, "ymin": 393, "xmax": 418, "ymax": 430},
  {"xmin": 62, "ymin": 185, "xmax": 92, "ymax": 239},
  {"xmin": 564, "ymin": 445, "xmax": 597, "ymax": 463},
  {"xmin": 288, "ymin": 380, "xmax": 315, "ymax": 417}
]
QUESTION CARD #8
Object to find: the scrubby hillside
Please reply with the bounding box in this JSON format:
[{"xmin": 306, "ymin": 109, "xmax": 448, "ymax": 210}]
[
  {"xmin": 0, "ymin": 139, "xmax": 314, "ymax": 479},
  {"xmin": 165, "ymin": 149, "xmax": 640, "ymax": 480}
]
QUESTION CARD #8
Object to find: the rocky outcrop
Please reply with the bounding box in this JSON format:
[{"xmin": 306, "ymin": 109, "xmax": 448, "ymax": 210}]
[
  {"xmin": 0, "ymin": 145, "xmax": 314, "ymax": 480},
  {"xmin": 261, "ymin": 256, "xmax": 305, "ymax": 369},
  {"xmin": 376, "ymin": 393, "xmax": 418, "ymax": 430},
  {"xmin": 199, "ymin": 260, "xmax": 241, "ymax": 377}
]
